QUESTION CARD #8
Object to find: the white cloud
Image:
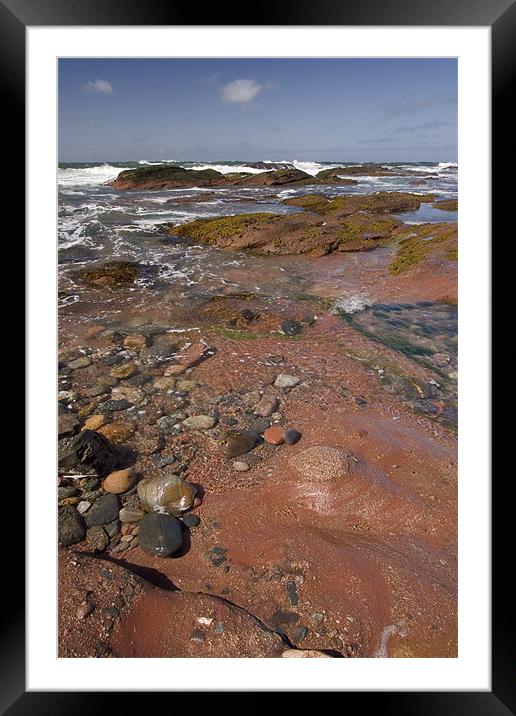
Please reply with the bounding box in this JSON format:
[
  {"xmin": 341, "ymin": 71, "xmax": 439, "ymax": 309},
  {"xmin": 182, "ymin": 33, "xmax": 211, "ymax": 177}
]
[
  {"xmin": 220, "ymin": 78, "xmax": 262, "ymax": 103},
  {"xmin": 83, "ymin": 79, "xmax": 113, "ymax": 95}
]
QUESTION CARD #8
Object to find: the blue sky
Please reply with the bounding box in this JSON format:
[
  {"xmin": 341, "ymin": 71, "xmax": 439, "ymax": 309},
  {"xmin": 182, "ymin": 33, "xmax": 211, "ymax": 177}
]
[{"xmin": 58, "ymin": 58, "xmax": 457, "ymax": 163}]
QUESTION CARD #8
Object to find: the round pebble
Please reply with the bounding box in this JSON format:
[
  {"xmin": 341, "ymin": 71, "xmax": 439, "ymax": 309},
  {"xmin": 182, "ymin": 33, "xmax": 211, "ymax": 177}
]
[
  {"xmin": 264, "ymin": 426, "xmax": 285, "ymax": 445},
  {"xmin": 182, "ymin": 513, "xmax": 201, "ymax": 528},
  {"xmin": 103, "ymin": 467, "xmax": 138, "ymax": 494},
  {"xmin": 284, "ymin": 429, "xmax": 302, "ymax": 445},
  {"xmin": 139, "ymin": 512, "xmax": 183, "ymax": 557},
  {"xmin": 233, "ymin": 461, "xmax": 250, "ymax": 472}
]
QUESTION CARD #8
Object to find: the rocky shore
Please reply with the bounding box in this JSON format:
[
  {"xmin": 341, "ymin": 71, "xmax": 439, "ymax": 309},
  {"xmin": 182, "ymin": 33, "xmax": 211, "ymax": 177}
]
[{"xmin": 58, "ymin": 165, "xmax": 458, "ymax": 658}]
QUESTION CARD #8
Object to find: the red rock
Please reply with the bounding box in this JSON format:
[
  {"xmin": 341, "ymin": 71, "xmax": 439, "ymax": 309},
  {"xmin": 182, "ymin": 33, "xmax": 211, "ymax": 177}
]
[
  {"xmin": 193, "ymin": 496, "xmax": 203, "ymax": 507},
  {"xmin": 264, "ymin": 426, "xmax": 285, "ymax": 445}
]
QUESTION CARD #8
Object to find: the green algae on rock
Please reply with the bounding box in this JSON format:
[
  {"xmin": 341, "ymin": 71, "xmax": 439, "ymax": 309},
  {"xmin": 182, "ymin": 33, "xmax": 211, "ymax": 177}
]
[
  {"xmin": 283, "ymin": 191, "xmax": 435, "ymax": 217},
  {"xmin": 389, "ymin": 223, "xmax": 458, "ymax": 275},
  {"xmin": 77, "ymin": 261, "xmax": 139, "ymax": 287},
  {"xmin": 432, "ymin": 199, "xmax": 458, "ymax": 211},
  {"xmin": 110, "ymin": 164, "xmax": 225, "ymax": 190}
]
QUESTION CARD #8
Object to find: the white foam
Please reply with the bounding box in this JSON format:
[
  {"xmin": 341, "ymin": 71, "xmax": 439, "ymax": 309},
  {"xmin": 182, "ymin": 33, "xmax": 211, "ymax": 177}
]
[
  {"xmin": 332, "ymin": 294, "xmax": 373, "ymax": 314},
  {"xmin": 58, "ymin": 164, "xmax": 132, "ymax": 187}
]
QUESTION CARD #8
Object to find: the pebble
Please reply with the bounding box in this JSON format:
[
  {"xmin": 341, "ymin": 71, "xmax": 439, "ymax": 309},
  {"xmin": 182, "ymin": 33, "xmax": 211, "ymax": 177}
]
[
  {"xmin": 268, "ymin": 355, "xmax": 284, "ymax": 364},
  {"xmin": 274, "ymin": 374, "xmax": 301, "ymax": 389},
  {"xmin": 104, "ymin": 520, "xmax": 121, "ymax": 537},
  {"xmin": 86, "ymin": 526, "xmax": 109, "ymax": 552},
  {"xmin": 164, "ymin": 364, "xmax": 187, "ymax": 376},
  {"xmin": 137, "ymin": 473, "xmax": 196, "ymax": 515},
  {"xmin": 58, "ymin": 485, "xmax": 78, "ymax": 500},
  {"xmin": 284, "ymin": 429, "xmax": 302, "ymax": 445},
  {"xmin": 139, "ymin": 512, "xmax": 183, "ymax": 557},
  {"xmin": 103, "ymin": 467, "xmax": 138, "ymax": 494},
  {"xmin": 98, "ymin": 399, "xmax": 133, "ymax": 413},
  {"xmin": 182, "ymin": 513, "xmax": 201, "ymax": 528},
  {"xmin": 85, "ymin": 494, "xmax": 120, "ymax": 528},
  {"xmin": 294, "ymin": 626, "xmax": 308, "ymax": 643},
  {"xmin": 104, "ymin": 354, "xmax": 125, "ymax": 366},
  {"xmin": 253, "ymin": 395, "xmax": 279, "ymax": 417},
  {"xmin": 77, "ymin": 601, "xmax": 95, "ymax": 619},
  {"xmin": 111, "ymin": 541, "xmax": 130, "ymax": 553},
  {"xmin": 119, "ymin": 507, "xmax": 145, "ymax": 523},
  {"xmin": 190, "ymin": 629, "xmax": 205, "ymax": 643},
  {"xmin": 97, "ymin": 422, "xmax": 135, "ymax": 444},
  {"xmin": 110, "ymin": 363, "xmax": 138, "ymax": 380},
  {"xmin": 223, "ymin": 430, "xmax": 259, "ymax": 458},
  {"xmin": 123, "ymin": 334, "xmax": 147, "ymax": 350},
  {"xmin": 77, "ymin": 500, "xmax": 92, "ymax": 514},
  {"xmin": 280, "ymin": 319, "xmax": 303, "ymax": 337},
  {"xmin": 264, "ymin": 426, "xmax": 285, "ymax": 445},
  {"xmin": 233, "ymin": 461, "xmax": 250, "ymax": 472},
  {"xmin": 176, "ymin": 379, "xmax": 199, "ymax": 391},
  {"xmin": 153, "ymin": 377, "xmax": 177, "ymax": 390},
  {"xmin": 157, "ymin": 414, "xmax": 186, "ymax": 432},
  {"xmin": 68, "ymin": 356, "xmax": 92, "ymax": 370},
  {"xmin": 182, "ymin": 415, "xmax": 217, "ymax": 430},
  {"xmin": 58, "ymin": 414, "xmax": 79, "ymax": 438},
  {"xmin": 58, "ymin": 506, "xmax": 86, "ymax": 547},
  {"xmin": 83, "ymin": 415, "xmax": 106, "ymax": 431}
]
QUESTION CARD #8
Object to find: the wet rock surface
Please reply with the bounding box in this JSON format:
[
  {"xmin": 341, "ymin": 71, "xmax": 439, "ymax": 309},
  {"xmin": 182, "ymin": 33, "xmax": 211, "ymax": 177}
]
[{"xmin": 58, "ymin": 172, "xmax": 457, "ymax": 658}]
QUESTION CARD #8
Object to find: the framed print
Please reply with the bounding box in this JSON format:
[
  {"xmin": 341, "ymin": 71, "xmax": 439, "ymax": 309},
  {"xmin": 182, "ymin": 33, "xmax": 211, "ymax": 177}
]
[{"xmin": 2, "ymin": 0, "xmax": 507, "ymax": 708}]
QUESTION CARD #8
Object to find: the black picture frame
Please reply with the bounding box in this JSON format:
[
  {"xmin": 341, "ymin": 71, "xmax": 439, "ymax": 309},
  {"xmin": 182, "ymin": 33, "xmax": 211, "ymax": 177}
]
[{"xmin": 4, "ymin": 0, "xmax": 507, "ymax": 708}]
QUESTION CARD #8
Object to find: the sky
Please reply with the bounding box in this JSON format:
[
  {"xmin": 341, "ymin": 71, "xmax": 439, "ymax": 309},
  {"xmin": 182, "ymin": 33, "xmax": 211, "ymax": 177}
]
[{"xmin": 58, "ymin": 58, "xmax": 457, "ymax": 163}]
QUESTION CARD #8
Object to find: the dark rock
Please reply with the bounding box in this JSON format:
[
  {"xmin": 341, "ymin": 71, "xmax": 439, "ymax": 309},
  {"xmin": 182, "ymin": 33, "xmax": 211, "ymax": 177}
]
[
  {"xmin": 182, "ymin": 514, "xmax": 200, "ymax": 528},
  {"xmin": 223, "ymin": 430, "xmax": 259, "ymax": 458},
  {"xmin": 286, "ymin": 579, "xmax": 299, "ymax": 606},
  {"xmin": 58, "ymin": 414, "xmax": 79, "ymax": 438},
  {"xmin": 58, "ymin": 505, "xmax": 86, "ymax": 547},
  {"xmin": 190, "ymin": 629, "xmax": 205, "ymax": 643},
  {"xmin": 104, "ymin": 520, "xmax": 121, "ymax": 538},
  {"xmin": 268, "ymin": 355, "xmax": 285, "ymax": 364},
  {"xmin": 58, "ymin": 429, "xmax": 117, "ymax": 477},
  {"xmin": 126, "ymin": 373, "xmax": 151, "ymax": 387},
  {"xmin": 98, "ymin": 399, "xmax": 133, "ymax": 413},
  {"xmin": 284, "ymin": 429, "xmax": 302, "ymax": 445},
  {"xmin": 294, "ymin": 626, "xmax": 308, "ymax": 643},
  {"xmin": 280, "ymin": 319, "xmax": 303, "ymax": 337},
  {"xmin": 139, "ymin": 512, "xmax": 183, "ymax": 557},
  {"xmin": 104, "ymin": 354, "xmax": 125, "ymax": 366},
  {"xmin": 86, "ymin": 526, "xmax": 109, "ymax": 552},
  {"xmin": 58, "ymin": 485, "xmax": 78, "ymax": 501},
  {"xmin": 85, "ymin": 494, "xmax": 120, "ymax": 528},
  {"xmin": 81, "ymin": 477, "xmax": 101, "ymax": 491},
  {"xmin": 241, "ymin": 308, "xmax": 257, "ymax": 322},
  {"xmin": 271, "ymin": 610, "xmax": 299, "ymax": 626}
]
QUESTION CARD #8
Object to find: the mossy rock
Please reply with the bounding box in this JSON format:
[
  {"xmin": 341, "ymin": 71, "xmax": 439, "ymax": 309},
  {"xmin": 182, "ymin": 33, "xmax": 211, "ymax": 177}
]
[
  {"xmin": 170, "ymin": 213, "xmax": 282, "ymax": 244},
  {"xmin": 284, "ymin": 192, "xmax": 435, "ymax": 217},
  {"xmin": 315, "ymin": 168, "xmax": 358, "ymax": 184},
  {"xmin": 389, "ymin": 223, "xmax": 458, "ymax": 274},
  {"xmin": 432, "ymin": 199, "xmax": 458, "ymax": 211},
  {"xmin": 110, "ymin": 165, "xmax": 226, "ymax": 190},
  {"xmin": 77, "ymin": 261, "xmax": 139, "ymax": 287},
  {"xmin": 232, "ymin": 168, "xmax": 315, "ymax": 186},
  {"xmin": 338, "ymin": 214, "xmax": 401, "ymax": 249}
]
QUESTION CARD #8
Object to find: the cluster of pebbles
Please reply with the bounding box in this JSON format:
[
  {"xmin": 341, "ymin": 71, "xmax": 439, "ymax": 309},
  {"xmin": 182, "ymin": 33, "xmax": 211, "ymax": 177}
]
[{"xmin": 58, "ymin": 325, "xmax": 304, "ymax": 558}]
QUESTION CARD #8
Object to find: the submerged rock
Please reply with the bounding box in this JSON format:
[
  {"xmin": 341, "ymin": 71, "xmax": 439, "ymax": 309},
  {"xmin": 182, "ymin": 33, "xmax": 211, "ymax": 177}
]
[
  {"xmin": 58, "ymin": 429, "xmax": 117, "ymax": 477},
  {"xmin": 139, "ymin": 512, "xmax": 183, "ymax": 557},
  {"xmin": 222, "ymin": 430, "xmax": 259, "ymax": 458},
  {"xmin": 280, "ymin": 319, "xmax": 303, "ymax": 337},
  {"xmin": 137, "ymin": 473, "xmax": 197, "ymax": 516}
]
